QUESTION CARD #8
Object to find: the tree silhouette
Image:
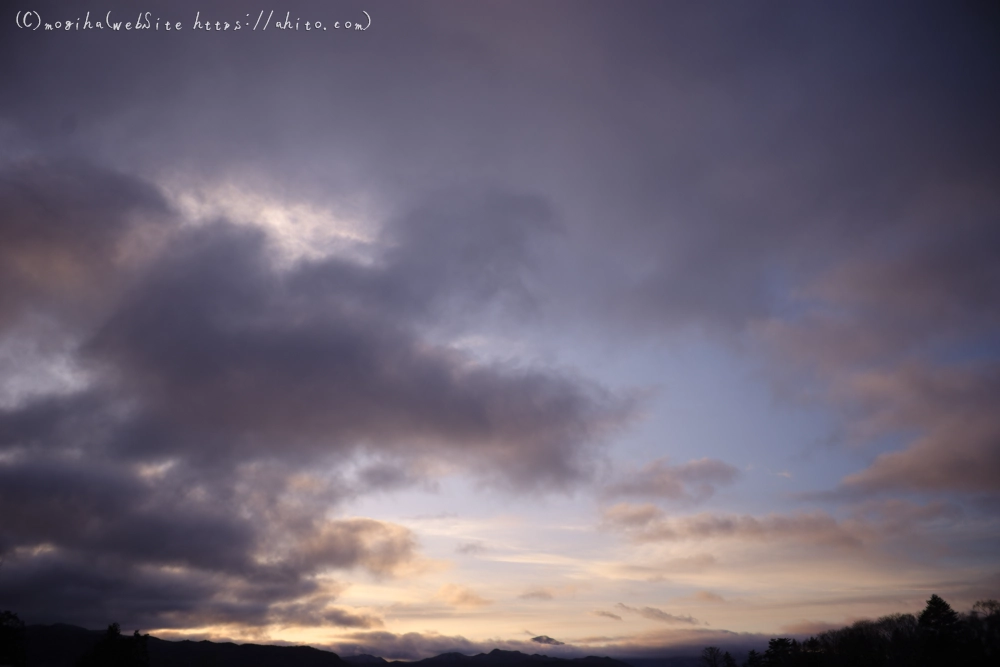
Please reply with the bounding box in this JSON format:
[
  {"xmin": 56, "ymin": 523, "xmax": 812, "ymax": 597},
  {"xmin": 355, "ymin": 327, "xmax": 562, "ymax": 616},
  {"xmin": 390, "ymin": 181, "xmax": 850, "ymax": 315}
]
[
  {"xmin": 701, "ymin": 594, "xmax": 1000, "ymax": 666},
  {"xmin": 967, "ymin": 599, "xmax": 1000, "ymax": 662},
  {"xmin": 918, "ymin": 594, "xmax": 961, "ymax": 634},
  {"xmin": 76, "ymin": 623, "xmax": 149, "ymax": 667},
  {"xmin": 0, "ymin": 611, "xmax": 26, "ymax": 667},
  {"xmin": 762, "ymin": 637, "xmax": 795, "ymax": 665},
  {"xmin": 917, "ymin": 594, "xmax": 963, "ymax": 664},
  {"xmin": 700, "ymin": 646, "xmax": 723, "ymax": 667}
]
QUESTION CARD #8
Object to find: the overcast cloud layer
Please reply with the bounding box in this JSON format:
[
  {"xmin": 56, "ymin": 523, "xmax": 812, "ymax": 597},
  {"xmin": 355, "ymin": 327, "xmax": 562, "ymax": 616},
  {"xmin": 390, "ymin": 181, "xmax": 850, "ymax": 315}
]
[{"xmin": 1, "ymin": 0, "xmax": 998, "ymax": 658}]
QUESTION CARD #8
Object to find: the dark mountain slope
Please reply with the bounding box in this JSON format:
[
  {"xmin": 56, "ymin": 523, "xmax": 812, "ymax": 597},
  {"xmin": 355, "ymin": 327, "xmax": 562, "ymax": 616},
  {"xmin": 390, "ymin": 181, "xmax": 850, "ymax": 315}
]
[
  {"xmin": 25, "ymin": 624, "xmax": 103, "ymax": 667},
  {"xmin": 24, "ymin": 624, "xmax": 344, "ymax": 667},
  {"xmin": 24, "ymin": 626, "xmax": 637, "ymax": 667},
  {"xmin": 342, "ymin": 654, "xmax": 388, "ymax": 665},
  {"xmin": 147, "ymin": 637, "xmax": 344, "ymax": 667},
  {"xmin": 404, "ymin": 649, "xmax": 631, "ymax": 667}
]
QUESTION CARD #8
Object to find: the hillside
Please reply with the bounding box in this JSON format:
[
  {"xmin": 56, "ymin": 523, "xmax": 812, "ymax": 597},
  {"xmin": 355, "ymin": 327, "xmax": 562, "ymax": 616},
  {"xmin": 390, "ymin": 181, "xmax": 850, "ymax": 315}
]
[{"xmin": 23, "ymin": 626, "xmax": 640, "ymax": 667}]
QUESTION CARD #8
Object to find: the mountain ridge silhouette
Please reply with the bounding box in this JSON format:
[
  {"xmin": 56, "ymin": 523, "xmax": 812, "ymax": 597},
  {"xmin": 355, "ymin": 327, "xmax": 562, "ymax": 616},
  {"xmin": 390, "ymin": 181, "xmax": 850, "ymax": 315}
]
[{"xmin": 22, "ymin": 624, "xmax": 653, "ymax": 667}]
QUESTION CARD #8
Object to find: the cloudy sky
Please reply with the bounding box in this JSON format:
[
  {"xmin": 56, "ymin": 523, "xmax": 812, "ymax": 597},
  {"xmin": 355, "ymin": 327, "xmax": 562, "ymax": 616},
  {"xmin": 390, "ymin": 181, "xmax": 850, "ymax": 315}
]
[{"xmin": 2, "ymin": 0, "xmax": 999, "ymax": 659}]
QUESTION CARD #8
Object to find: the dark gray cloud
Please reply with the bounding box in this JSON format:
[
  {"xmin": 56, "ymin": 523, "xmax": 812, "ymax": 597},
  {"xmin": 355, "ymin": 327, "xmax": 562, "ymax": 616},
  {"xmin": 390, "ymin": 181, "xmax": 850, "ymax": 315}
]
[
  {"xmin": 0, "ymin": 458, "xmax": 255, "ymax": 573},
  {"xmin": 0, "ymin": 159, "xmax": 168, "ymax": 328},
  {"xmin": 0, "ymin": 159, "xmax": 629, "ymax": 627},
  {"xmin": 531, "ymin": 635, "xmax": 564, "ymax": 646},
  {"xmin": 268, "ymin": 604, "xmax": 384, "ymax": 630},
  {"xmin": 0, "ymin": 454, "xmax": 410, "ymax": 628},
  {"xmin": 79, "ymin": 214, "xmax": 628, "ymax": 484}
]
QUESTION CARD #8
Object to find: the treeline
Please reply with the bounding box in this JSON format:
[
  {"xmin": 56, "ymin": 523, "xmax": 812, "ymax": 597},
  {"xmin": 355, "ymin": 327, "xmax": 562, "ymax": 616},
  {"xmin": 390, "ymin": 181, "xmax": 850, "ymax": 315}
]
[
  {"xmin": 0, "ymin": 610, "xmax": 27, "ymax": 666},
  {"xmin": 701, "ymin": 595, "xmax": 1000, "ymax": 667},
  {"xmin": 0, "ymin": 615, "xmax": 148, "ymax": 667},
  {"xmin": 76, "ymin": 622, "xmax": 150, "ymax": 667}
]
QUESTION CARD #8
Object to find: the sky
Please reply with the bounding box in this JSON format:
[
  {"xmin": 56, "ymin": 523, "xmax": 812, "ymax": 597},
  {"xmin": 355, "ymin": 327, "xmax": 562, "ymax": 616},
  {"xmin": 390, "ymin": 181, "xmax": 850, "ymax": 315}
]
[{"xmin": 1, "ymin": 0, "xmax": 999, "ymax": 659}]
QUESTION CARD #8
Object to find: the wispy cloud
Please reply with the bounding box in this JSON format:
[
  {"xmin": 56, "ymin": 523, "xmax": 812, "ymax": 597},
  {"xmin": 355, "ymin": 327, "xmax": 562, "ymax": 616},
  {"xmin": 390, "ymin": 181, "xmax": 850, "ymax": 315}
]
[
  {"xmin": 593, "ymin": 610, "xmax": 623, "ymax": 621},
  {"xmin": 436, "ymin": 584, "xmax": 493, "ymax": 609},
  {"xmin": 602, "ymin": 504, "xmax": 864, "ymax": 549},
  {"xmin": 615, "ymin": 603, "xmax": 701, "ymax": 625},
  {"xmin": 605, "ymin": 458, "xmax": 740, "ymax": 503},
  {"xmin": 692, "ymin": 591, "xmax": 726, "ymax": 604},
  {"xmin": 455, "ymin": 541, "xmax": 487, "ymax": 556}
]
